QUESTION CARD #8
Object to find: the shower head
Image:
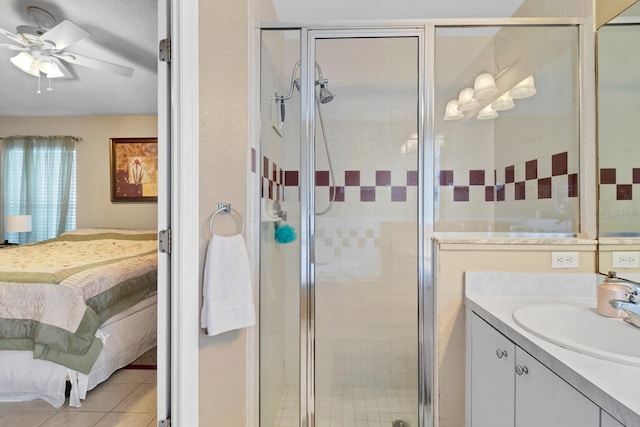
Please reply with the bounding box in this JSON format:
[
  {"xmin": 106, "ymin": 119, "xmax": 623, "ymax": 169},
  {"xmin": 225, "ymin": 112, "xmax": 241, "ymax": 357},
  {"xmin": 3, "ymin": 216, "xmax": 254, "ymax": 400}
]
[
  {"xmin": 292, "ymin": 77, "xmax": 335, "ymax": 104},
  {"xmin": 318, "ymin": 82, "xmax": 335, "ymax": 104}
]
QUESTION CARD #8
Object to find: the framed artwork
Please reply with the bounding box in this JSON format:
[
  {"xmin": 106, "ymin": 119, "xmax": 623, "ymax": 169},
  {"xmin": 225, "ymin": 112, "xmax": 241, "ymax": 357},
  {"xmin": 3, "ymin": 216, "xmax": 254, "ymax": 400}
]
[{"xmin": 109, "ymin": 138, "xmax": 158, "ymax": 202}]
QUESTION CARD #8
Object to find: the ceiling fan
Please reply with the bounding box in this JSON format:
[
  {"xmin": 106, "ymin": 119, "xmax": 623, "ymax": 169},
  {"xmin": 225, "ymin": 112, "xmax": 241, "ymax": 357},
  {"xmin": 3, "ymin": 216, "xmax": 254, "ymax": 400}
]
[{"xmin": 0, "ymin": 6, "xmax": 133, "ymax": 86}]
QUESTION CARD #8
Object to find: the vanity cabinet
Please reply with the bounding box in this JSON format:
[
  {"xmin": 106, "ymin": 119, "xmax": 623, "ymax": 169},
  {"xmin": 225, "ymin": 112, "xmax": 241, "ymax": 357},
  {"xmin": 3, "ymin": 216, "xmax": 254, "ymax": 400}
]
[{"xmin": 469, "ymin": 313, "xmax": 600, "ymax": 427}]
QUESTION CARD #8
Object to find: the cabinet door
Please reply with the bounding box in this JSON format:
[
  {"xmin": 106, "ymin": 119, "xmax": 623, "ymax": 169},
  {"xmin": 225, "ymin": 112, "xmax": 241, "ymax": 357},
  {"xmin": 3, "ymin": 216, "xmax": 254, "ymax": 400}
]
[
  {"xmin": 601, "ymin": 410, "xmax": 625, "ymax": 427},
  {"xmin": 470, "ymin": 314, "xmax": 516, "ymax": 427},
  {"xmin": 515, "ymin": 349, "xmax": 599, "ymax": 427}
]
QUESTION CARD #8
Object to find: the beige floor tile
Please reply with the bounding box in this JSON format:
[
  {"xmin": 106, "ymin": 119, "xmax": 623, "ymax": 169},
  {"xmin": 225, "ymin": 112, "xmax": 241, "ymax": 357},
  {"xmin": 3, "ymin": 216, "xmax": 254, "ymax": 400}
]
[
  {"xmin": 143, "ymin": 372, "xmax": 157, "ymax": 384},
  {"xmin": 0, "ymin": 402, "xmax": 14, "ymax": 416},
  {"xmin": 109, "ymin": 369, "xmax": 155, "ymax": 385},
  {"xmin": 146, "ymin": 416, "xmax": 157, "ymax": 427},
  {"xmin": 5, "ymin": 398, "xmax": 59, "ymax": 411},
  {"xmin": 93, "ymin": 412, "xmax": 155, "ymax": 427},
  {"xmin": 113, "ymin": 383, "xmax": 156, "ymax": 413},
  {"xmin": 67, "ymin": 382, "xmax": 139, "ymax": 413},
  {"xmin": 0, "ymin": 409, "xmax": 56, "ymax": 427},
  {"xmin": 39, "ymin": 411, "xmax": 107, "ymax": 427}
]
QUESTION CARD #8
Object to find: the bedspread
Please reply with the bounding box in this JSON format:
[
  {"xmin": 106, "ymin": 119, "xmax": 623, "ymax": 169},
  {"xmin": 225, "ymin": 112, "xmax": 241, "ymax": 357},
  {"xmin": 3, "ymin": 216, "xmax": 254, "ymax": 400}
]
[{"xmin": 0, "ymin": 231, "xmax": 157, "ymax": 374}]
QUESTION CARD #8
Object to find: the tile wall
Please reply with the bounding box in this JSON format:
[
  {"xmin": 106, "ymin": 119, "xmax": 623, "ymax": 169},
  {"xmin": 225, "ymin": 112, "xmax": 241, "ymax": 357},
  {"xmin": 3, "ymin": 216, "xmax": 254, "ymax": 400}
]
[{"xmin": 598, "ymin": 25, "xmax": 640, "ymax": 235}]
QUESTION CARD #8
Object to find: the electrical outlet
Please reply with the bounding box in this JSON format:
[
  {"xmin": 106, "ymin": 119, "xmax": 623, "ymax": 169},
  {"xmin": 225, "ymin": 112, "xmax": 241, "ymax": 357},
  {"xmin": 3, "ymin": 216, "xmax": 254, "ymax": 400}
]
[
  {"xmin": 551, "ymin": 252, "xmax": 579, "ymax": 269},
  {"xmin": 612, "ymin": 251, "xmax": 640, "ymax": 268}
]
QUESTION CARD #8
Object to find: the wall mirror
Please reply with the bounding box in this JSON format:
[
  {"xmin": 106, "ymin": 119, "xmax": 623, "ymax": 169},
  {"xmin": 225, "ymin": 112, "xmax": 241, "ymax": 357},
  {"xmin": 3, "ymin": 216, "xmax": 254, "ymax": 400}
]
[{"xmin": 597, "ymin": 0, "xmax": 640, "ymax": 276}]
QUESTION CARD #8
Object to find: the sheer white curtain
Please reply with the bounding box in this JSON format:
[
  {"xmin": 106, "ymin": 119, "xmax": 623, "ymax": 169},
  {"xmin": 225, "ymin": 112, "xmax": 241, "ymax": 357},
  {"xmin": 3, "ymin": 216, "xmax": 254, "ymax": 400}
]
[{"xmin": 2, "ymin": 136, "xmax": 76, "ymax": 243}]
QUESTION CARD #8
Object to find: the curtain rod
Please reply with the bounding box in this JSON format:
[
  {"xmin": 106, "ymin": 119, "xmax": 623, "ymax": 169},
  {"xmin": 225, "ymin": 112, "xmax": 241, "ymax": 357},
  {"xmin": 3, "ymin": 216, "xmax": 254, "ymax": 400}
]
[{"xmin": 0, "ymin": 135, "xmax": 83, "ymax": 142}]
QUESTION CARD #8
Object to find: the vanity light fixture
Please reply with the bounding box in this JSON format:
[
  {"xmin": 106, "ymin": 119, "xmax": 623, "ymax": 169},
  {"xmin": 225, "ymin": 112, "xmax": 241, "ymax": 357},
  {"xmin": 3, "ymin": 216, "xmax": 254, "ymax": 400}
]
[
  {"xmin": 509, "ymin": 75, "xmax": 537, "ymax": 99},
  {"xmin": 492, "ymin": 92, "xmax": 515, "ymax": 111},
  {"xmin": 477, "ymin": 104, "xmax": 498, "ymax": 120},
  {"xmin": 444, "ymin": 99, "xmax": 464, "ymax": 120},
  {"xmin": 457, "ymin": 87, "xmax": 479, "ymax": 112},
  {"xmin": 473, "ymin": 72, "xmax": 499, "ymax": 100}
]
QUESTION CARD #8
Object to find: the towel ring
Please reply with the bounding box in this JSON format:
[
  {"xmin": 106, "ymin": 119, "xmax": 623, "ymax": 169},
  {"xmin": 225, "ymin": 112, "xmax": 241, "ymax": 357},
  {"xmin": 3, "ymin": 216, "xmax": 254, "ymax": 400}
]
[{"xmin": 209, "ymin": 202, "xmax": 245, "ymax": 237}]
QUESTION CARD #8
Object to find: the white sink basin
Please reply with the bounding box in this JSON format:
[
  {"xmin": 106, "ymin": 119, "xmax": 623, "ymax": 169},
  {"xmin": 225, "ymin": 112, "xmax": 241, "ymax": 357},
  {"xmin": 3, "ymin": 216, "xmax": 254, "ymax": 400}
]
[{"xmin": 512, "ymin": 303, "xmax": 640, "ymax": 366}]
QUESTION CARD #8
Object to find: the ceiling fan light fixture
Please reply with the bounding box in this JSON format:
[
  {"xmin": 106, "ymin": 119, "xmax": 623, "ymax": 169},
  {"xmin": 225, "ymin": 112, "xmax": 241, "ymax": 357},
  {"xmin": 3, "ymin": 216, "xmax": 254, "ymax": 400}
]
[
  {"xmin": 10, "ymin": 51, "xmax": 39, "ymax": 76},
  {"xmin": 39, "ymin": 60, "xmax": 64, "ymax": 78}
]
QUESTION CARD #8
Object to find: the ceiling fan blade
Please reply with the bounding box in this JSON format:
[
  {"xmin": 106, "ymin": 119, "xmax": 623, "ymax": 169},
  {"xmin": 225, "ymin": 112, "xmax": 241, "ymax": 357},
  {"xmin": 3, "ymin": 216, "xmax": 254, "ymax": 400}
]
[
  {"xmin": 0, "ymin": 43, "xmax": 27, "ymax": 51},
  {"xmin": 0, "ymin": 25, "xmax": 28, "ymax": 46},
  {"xmin": 53, "ymin": 52, "xmax": 134, "ymax": 77},
  {"xmin": 40, "ymin": 20, "xmax": 89, "ymax": 50}
]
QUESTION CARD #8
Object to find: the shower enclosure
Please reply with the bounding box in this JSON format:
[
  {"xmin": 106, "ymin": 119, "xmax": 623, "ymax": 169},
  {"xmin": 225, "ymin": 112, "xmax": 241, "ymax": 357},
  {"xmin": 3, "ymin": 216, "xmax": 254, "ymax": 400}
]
[
  {"xmin": 258, "ymin": 21, "xmax": 581, "ymax": 427},
  {"xmin": 259, "ymin": 28, "xmax": 427, "ymax": 427}
]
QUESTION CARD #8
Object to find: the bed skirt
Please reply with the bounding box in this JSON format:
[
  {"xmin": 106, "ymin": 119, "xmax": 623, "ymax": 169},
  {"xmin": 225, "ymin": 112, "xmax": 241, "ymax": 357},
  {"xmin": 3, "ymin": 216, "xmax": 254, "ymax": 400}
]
[{"xmin": 0, "ymin": 295, "xmax": 157, "ymax": 408}]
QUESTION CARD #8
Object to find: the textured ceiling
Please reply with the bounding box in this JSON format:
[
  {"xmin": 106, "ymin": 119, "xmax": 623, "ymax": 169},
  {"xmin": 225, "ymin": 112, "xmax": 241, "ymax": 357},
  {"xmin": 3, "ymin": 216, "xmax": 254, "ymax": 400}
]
[{"xmin": 0, "ymin": 0, "xmax": 157, "ymax": 116}]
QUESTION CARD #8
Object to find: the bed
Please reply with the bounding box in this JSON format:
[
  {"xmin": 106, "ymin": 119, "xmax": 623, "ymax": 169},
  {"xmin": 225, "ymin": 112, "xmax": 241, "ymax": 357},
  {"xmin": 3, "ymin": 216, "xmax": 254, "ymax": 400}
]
[{"xmin": 0, "ymin": 228, "xmax": 158, "ymax": 408}]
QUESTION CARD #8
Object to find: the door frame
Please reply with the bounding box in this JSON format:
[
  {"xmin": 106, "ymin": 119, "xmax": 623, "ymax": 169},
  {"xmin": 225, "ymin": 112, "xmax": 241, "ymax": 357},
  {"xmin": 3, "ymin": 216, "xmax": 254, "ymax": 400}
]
[{"xmin": 165, "ymin": 1, "xmax": 200, "ymax": 426}]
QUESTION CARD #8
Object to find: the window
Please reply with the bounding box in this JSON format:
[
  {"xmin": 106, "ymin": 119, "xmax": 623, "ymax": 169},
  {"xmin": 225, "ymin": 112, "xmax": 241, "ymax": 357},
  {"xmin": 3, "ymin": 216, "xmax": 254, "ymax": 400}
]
[{"xmin": 2, "ymin": 136, "xmax": 77, "ymax": 243}]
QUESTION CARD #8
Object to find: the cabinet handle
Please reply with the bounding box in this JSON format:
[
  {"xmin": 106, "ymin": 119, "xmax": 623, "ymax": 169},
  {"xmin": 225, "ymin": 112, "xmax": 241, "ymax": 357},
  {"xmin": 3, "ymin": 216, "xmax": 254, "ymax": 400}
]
[
  {"xmin": 515, "ymin": 365, "xmax": 529, "ymax": 375},
  {"xmin": 496, "ymin": 349, "xmax": 508, "ymax": 359}
]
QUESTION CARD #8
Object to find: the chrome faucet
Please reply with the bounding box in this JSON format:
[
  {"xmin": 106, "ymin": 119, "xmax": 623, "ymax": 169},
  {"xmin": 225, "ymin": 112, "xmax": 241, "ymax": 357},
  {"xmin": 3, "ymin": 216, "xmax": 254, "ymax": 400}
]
[{"xmin": 607, "ymin": 271, "xmax": 640, "ymax": 327}]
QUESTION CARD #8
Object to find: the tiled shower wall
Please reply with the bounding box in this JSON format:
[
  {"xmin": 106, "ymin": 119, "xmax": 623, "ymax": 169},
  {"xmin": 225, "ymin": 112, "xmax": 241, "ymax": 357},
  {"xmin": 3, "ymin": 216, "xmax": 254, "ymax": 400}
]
[{"xmin": 598, "ymin": 25, "xmax": 640, "ymax": 236}]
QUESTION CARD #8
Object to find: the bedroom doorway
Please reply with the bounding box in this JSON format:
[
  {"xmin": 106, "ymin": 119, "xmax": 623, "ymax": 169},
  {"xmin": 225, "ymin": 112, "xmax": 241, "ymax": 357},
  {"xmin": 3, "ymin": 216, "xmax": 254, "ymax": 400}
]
[{"xmin": 0, "ymin": 0, "xmax": 173, "ymax": 424}]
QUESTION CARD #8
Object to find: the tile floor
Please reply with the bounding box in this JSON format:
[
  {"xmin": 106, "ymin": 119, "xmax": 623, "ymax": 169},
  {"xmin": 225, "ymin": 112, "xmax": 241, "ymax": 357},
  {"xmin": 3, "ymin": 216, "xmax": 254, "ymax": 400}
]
[{"xmin": 0, "ymin": 369, "xmax": 157, "ymax": 427}]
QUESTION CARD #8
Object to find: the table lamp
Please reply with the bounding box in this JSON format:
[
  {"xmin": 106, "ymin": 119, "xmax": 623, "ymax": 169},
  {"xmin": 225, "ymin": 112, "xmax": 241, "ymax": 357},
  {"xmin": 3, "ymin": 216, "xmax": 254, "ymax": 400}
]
[{"xmin": 5, "ymin": 215, "xmax": 32, "ymax": 245}]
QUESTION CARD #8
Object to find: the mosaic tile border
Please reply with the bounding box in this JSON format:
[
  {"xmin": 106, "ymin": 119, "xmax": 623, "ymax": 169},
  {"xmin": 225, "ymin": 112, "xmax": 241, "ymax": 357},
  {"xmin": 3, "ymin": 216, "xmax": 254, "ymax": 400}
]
[
  {"xmin": 259, "ymin": 151, "xmax": 578, "ymax": 203},
  {"xmin": 441, "ymin": 151, "xmax": 577, "ymax": 202},
  {"xmin": 599, "ymin": 167, "xmax": 640, "ymax": 201}
]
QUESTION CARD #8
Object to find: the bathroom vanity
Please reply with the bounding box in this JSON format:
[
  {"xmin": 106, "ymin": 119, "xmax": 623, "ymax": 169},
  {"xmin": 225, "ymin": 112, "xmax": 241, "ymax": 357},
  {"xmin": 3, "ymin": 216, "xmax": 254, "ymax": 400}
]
[{"xmin": 464, "ymin": 272, "xmax": 640, "ymax": 427}]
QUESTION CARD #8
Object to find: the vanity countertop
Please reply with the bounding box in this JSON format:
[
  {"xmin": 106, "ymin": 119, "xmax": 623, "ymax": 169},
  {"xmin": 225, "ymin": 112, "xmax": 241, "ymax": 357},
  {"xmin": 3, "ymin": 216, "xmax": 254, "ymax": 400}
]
[{"xmin": 464, "ymin": 272, "xmax": 640, "ymax": 426}]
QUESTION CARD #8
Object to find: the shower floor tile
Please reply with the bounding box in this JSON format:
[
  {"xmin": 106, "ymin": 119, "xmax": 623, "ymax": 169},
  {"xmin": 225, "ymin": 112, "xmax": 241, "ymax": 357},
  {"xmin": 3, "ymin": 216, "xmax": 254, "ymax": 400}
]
[{"xmin": 272, "ymin": 386, "xmax": 417, "ymax": 427}]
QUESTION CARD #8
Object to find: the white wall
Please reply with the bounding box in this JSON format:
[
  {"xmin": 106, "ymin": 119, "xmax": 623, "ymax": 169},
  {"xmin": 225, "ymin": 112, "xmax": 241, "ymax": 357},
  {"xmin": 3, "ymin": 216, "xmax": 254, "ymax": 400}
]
[{"xmin": 0, "ymin": 115, "xmax": 158, "ymax": 233}]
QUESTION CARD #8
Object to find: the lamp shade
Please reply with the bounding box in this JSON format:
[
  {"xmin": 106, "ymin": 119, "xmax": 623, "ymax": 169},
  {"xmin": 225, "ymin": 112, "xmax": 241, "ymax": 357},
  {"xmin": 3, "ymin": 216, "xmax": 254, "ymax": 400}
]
[
  {"xmin": 477, "ymin": 105, "xmax": 498, "ymax": 120},
  {"xmin": 444, "ymin": 99, "xmax": 464, "ymax": 120},
  {"xmin": 10, "ymin": 52, "xmax": 40, "ymax": 77},
  {"xmin": 6, "ymin": 215, "xmax": 32, "ymax": 233},
  {"xmin": 492, "ymin": 93, "xmax": 515, "ymax": 111},
  {"xmin": 473, "ymin": 73, "xmax": 499, "ymax": 100},
  {"xmin": 39, "ymin": 60, "xmax": 64, "ymax": 78},
  {"xmin": 457, "ymin": 88, "xmax": 479, "ymax": 112},
  {"xmin": 509, "ymin": 75, "xmax": 537, "ymax": 99}
]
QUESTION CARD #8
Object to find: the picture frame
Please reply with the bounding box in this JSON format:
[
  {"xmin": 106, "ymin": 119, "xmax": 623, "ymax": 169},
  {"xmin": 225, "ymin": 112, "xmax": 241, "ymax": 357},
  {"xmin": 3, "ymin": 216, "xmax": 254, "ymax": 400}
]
[{"xmin": 109, "ymin": 137, "xmax": 158, "ymax": 202}]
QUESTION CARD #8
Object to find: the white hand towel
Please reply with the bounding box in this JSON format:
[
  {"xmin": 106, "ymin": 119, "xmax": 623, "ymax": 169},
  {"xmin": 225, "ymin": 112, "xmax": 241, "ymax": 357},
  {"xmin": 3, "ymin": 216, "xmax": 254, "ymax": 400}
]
[{"xmin": 200, "ymin": 234, "xmax": 255, "ymax": 336}]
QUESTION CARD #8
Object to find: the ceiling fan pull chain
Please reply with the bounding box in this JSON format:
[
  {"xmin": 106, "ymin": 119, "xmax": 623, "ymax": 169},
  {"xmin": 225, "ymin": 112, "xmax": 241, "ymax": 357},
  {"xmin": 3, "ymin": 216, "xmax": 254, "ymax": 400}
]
[
  {"xmin": 36, "ymin": 73, "xmax": 41, "ymax": 94},
  {"xmin": 47, "ymin": 77, "xmax": 53, "ymax": 91}
]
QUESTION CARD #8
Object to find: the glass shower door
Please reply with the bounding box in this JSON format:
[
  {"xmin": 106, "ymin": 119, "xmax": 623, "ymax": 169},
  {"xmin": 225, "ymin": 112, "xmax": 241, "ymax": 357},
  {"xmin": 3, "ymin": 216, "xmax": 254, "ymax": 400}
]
[
  {"xmin": 259, "ymin": 29, "xmax": 302, "ymax": 427},
  {"xmin": 311, "ymin": 35, "xmax": 421, "ymax": 427}
]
